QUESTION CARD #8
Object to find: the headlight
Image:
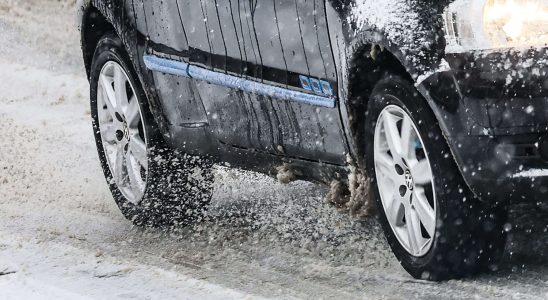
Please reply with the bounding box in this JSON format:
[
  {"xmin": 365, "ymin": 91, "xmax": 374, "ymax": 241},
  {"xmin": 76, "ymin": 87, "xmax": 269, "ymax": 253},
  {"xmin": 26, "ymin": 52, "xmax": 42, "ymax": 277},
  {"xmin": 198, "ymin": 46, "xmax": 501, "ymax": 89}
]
[{"xmin": 444, "ymin": 0, "xmax": 548, "ymax": 52}]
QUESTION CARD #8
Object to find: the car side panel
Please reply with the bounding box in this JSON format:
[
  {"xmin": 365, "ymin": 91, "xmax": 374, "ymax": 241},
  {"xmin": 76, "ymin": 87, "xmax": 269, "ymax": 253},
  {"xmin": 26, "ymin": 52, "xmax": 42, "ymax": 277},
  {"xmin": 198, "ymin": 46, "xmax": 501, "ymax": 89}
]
[
  {"xmin": 217, "ymin": 0, "xmax": 245, "ymax": 75},
  {"xmin": 275, "ymin": 1, "xmax": 309, "ymax": 78},
  {"xmin": 192, "ymin": 0, "xmax": 271, "ymax": 152},
  {"xmin": 268, "ymin": 1, "xmax": 346, "ymax": 164},
  {"xmin": 238, "ymin": 0, "xmax": 262, "ymax": 79},
  {"xmin": 254, "ymin": 1, "xmax": 288, "ymax": 87},
  {"xmin": 92, "ymin": 0, "xmax": 349, "ymax": 171},
  {"xmin": 202, "ymin": 0, "xmax": 227, "ymax": 70},
  {"xmin": 142, "ymin": 1, "xmax": 188, "ymax": 53},
  {"xmin": 298, "ymin": 0, "xmax": 327, "ymax": 80},
  {"xmin": 178, "ymin": 0, "xmax": 212, "ymax": 66},
  {"xmin": 138, "ymin": 1, "xmax": 215, "ymax": 154}
]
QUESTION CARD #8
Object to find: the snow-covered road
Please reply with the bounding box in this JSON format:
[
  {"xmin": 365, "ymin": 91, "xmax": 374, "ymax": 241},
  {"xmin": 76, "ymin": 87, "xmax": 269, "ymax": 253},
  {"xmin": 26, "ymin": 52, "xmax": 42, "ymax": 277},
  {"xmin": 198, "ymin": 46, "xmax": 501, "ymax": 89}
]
[{"xmin": 0, "ymin": 0, "xmax": 547, "ymax": 299}]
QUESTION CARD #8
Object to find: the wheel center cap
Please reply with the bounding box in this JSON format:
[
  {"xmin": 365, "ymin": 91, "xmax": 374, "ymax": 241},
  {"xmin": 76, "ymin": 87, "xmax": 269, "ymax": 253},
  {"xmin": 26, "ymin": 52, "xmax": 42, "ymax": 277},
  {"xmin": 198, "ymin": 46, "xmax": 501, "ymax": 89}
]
[
  {"xmin": 404, "ymin": 170, "xmax": 414, "ymax": 190},
  {"xmin": 123, "ymin": 123, "xmax": 130, "ymax": 141}
]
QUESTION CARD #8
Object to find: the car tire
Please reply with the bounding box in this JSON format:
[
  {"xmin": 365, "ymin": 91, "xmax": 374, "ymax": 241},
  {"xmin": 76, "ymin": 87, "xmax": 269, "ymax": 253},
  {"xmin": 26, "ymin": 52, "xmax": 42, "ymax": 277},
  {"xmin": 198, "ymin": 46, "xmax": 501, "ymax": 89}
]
[
  {"xmin": 90, "ymin": 32, "xmax": 213, "ymax": 228},
  {"xmin": 364, "ymin": 73, "xmax": 507, "ymax": 280}
]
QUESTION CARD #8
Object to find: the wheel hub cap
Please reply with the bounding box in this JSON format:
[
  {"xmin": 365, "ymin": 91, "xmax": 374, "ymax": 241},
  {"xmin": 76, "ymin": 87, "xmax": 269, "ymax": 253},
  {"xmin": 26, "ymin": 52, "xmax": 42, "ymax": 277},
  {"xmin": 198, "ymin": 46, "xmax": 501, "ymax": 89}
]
[
  {"xmin": 123, "ymin": 122, "xmax": 130, "ymax": 141},
  {"xmin": 373, "ymin": 105, "xmax": 437, "ymax": 257},
  {"xmin": 404, "ymin": 170, "xmax": 414, "ymax": 191}
]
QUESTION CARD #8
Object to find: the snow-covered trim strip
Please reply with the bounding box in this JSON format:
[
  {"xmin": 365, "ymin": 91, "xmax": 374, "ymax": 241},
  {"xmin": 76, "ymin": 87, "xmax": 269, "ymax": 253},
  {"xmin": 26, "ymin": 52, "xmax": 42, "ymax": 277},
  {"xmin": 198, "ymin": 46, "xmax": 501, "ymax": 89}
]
[
  {"xmin": 144, "ymin": 55, "xmax": 190, "ymax": 78},
  {"xmin": 143, "ymin": 55, "xmax": 336, "ymax": 108},
  {"xmin": 512, "ymin": 168, "xmax": 548, "ymax": 178}
]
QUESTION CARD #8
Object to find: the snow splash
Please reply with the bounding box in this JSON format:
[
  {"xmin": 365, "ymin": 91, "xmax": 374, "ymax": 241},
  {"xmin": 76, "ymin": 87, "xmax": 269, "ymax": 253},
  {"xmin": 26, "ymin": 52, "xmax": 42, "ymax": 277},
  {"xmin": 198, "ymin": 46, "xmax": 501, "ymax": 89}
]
[
  {"xmin": 325, "ymin": 156, "xmax": 374, "ymax": 220},
  {"xmin": 275, "ymin": 163, "xmax": 302, "ymax": 184}
]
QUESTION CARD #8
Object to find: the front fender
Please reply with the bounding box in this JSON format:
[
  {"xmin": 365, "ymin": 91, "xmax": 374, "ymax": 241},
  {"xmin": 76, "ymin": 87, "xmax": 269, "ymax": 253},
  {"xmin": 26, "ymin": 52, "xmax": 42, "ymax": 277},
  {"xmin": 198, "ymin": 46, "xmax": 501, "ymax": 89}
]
[
  {"xmin": 327, "ymin": 1, "xmax": 487, "ymax": 195},
  {"xmin": 344, "ymin": 0, "xmax": 448, "ymax": 80},
  {"xmin": 333, "ymin": 1, "xmax": 499, "ymax": 202}
]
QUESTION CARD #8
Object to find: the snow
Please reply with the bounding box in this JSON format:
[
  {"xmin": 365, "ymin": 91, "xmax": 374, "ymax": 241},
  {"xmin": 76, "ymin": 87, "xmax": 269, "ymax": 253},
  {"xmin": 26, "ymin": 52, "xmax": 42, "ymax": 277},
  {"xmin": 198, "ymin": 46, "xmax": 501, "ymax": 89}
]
[
  {"xmin": 351, "ymin": 0, "xmax": 420, "ymax": 43},
  {"xmin": 325, "ymin": 155, "xmax": 373, "ymax": 220},
  {"xmin": 348, "ymin": 0, "xmax": 452, "ymax": 85},
  {"xmin": 415, "ymin": 58, "xmax": 451, "ymax": 86},
  {"xmin": 350, "ymin": 0, "xmax": 423, "ymax": 63},
  {"xmin": 0, "ymin": 234, "xmax": 253, "ymax": 300},
  {"xmin": 512, "ymin": 169, "xmax": 548, "ymax": 178},
  {"xmin": 0, "ymin": 0, "xmax": 547, "ymax": 299}
]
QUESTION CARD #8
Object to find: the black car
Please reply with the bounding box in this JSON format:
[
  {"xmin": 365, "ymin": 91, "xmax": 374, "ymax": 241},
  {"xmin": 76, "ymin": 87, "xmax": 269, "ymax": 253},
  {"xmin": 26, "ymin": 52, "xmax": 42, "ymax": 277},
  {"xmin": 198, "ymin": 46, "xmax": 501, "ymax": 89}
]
[{"xmin": 78, "ymin": 0, "xmax": 547, "ymax": 280}]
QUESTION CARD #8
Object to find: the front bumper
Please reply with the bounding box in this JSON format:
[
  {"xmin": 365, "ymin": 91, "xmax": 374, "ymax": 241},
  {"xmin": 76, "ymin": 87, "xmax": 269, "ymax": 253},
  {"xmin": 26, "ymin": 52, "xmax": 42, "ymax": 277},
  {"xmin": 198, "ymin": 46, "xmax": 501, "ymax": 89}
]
[
  {"xmin": 452, "ymin": 133, "xmax": 548, "ymax": 205},
  {"xmin": 419, "ymin": 47, "xmax": 548, "ymax": 205}
]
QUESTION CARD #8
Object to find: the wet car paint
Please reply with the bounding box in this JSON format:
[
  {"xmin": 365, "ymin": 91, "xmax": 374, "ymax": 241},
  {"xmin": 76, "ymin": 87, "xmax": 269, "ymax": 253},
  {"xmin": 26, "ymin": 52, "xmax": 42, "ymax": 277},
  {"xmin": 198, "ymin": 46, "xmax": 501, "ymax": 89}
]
[{"xmin": 79, "ymin": 0, "xmax": 548, "ymax": 206}]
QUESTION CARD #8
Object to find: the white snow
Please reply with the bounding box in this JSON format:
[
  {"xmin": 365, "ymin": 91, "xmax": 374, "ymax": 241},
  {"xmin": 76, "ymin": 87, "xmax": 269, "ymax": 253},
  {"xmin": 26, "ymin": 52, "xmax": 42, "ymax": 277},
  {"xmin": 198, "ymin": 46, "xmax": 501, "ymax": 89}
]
[
  {"xmin": 512, "ymin": 168, "xmax": 548, "ymax": 178},
  {"xmin": 351, "ymin": 0, "xmax": 422, "ymax": 36},
  {"xmin": 415, "ymin": 58, "xmax": 451, "ymax": 86},
  {"xmin": 0, "ymin": 232, "xmax": 253, "ymax": 300},
  {"xmin": 350, "ymin": 0, "xmax": 422, "ymax": 58},
  {"xmin": 348, "ymin": 1, "xmax": 441, "ymax": 81}
]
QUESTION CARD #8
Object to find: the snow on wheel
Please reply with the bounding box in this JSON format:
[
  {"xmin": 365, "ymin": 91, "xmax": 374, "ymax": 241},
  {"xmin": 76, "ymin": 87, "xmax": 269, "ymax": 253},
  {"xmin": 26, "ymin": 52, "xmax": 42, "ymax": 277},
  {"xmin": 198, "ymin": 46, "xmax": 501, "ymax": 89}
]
[{"xmin": 90, "ymin": 33, "xmax": 213, "ymax": 228}]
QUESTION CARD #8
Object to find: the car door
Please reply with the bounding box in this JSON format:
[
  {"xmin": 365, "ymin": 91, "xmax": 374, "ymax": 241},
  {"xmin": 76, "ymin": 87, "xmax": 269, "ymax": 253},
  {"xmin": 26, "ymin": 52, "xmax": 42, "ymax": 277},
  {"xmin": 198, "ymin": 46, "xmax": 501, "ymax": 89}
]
[
  {"xmin": 256, "ymin": 0, "xmax": 346, "ymax": 164},
  {"xmin": 137, "ymin": 1, "xmax": 217, "ymax": 156},
  {"xmin": 139, "ymin": 0, "xmax": 272, "ymax": 154},
  {"xmin": 141, "ymin": 0, "xmax": 347, "ymax": 165},
  {"xmin": 200, "ymin": 0, "xmax": 347, "ymax": 164},
  {"xmin": 186, "ymin": 0, "xmax": 274, "ymax": 152},
  {"xmin": 180, "ymin": 0, "xmax": 289, "ymax": 155}
]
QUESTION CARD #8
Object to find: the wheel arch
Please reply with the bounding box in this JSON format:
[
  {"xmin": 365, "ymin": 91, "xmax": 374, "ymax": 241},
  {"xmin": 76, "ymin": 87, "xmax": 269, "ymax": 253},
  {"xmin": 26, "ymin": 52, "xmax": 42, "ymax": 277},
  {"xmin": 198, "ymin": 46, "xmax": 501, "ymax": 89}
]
[
  {"xmin": 343, "ymin": 38, "xmax": 479, "ymax": 201},
  {"xmin": 79, "ymin": 1, "xmax": 173, "ymax": 145},
  {"xmin": 79, "ymin": 3, "xmax": 115, "ymax": 79},
  {"xmin": 345, "ymin": 41, "xmax": 415, "ymax": 165}
]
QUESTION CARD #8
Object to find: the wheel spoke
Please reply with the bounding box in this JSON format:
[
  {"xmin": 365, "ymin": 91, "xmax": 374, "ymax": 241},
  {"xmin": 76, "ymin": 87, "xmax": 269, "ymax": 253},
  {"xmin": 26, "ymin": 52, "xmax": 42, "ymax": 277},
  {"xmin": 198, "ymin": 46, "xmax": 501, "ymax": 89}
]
[
  {"xmin": 382, "ymin": 112, "xmax": 402, "ymax": 157},
  {"xmin": 126, "ymin": 96, "xmax": 141, "ymax": 128},
  {"xmin": 400, "ymin": 115, "xmax": 414, "ymax": 158},
  {"xmin": 406, "ymin": 209, "xmax": 422, "ymax": 255},
  {"xmin": 100, "ymin": 74, "xmax": 117, "ymax": 112},
  {"xmin": 114, "ymin": 67, "xmax": 129, "ymax": 113},
  {"xmin": 113, "ymin": 147, "xmax": 126, "ymax": 184},
  {"xmin": 413, "ymin": 187, "xmax": 436, "ymax": 237},
  {"xmin": 410, "ymin": 160, "xmax": 432, "ymax": 185},
  {"xmin": 126, "ymin": 152, "xmax": 144, "ymax": 199},
  {"xmin": 129, "ymin": 136, "xmax": 147, "ymax": 169},
  {"xmin": 99, "ymin": 88, "xmax": 115, "ymax": 121},
  {"xmin": 375, "ymin": 152, "xmax": 396, "ymax": 178},
  {"xmin": 387, "ymin": 195, "xmax": 404, "ymax": 225}
]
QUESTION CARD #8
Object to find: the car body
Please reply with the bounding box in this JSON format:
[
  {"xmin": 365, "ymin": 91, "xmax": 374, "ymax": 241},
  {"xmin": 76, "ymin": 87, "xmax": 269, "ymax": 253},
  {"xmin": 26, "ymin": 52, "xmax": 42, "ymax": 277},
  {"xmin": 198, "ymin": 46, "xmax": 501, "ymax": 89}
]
[
  {"xmin": 78, "ymin": 0, "xmax": 548, "ymax": 205},
  {"xmin": 78, "ymin": 0, "xmax": 547, "ymax": 279}
]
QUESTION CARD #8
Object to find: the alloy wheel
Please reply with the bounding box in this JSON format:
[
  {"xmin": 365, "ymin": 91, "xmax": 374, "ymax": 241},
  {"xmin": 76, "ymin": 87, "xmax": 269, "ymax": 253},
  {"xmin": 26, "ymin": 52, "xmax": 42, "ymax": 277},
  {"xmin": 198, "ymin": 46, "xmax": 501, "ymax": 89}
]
[
  {"xmin": 374, "ymin": 105, "xmax": 437, "ymax": 257},
  {"xmin": 97, "ymin": 61, "xmax": 148, "ymax": 204}
]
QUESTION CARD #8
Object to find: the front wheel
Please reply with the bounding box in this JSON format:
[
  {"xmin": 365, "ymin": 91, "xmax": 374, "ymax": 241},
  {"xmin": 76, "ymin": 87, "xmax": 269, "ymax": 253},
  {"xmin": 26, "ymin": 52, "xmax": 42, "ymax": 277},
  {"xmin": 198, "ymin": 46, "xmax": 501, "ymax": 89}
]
[
  {"xmin": 365, "ymin": 74, "xmax": 507, "ymax": 280},
  {"xmin": 90, "ymin": 33, "xmax": 213, "ymax": 228}
]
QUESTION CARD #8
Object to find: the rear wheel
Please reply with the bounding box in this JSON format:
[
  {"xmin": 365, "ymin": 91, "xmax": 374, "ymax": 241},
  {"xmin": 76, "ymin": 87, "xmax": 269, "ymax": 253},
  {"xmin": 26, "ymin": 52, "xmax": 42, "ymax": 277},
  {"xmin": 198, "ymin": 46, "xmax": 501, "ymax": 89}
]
[
  {"xmin": 90, "ymin": 33, "xmax": 213, "ymax": 227},
  {"xmin": 365, "ymin": 74, "xmax": 507, "ymax": 280}
]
